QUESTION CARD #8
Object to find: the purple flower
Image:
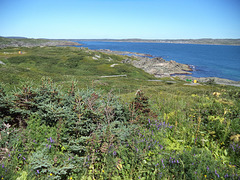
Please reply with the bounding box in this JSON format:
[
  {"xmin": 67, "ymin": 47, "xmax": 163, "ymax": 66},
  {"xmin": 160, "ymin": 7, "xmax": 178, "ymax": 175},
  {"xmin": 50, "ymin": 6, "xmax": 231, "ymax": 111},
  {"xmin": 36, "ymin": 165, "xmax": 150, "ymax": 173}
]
[
  {"xmin": 207, "ymin": 166, "xmax": 209, "ymax": 171},
  {"xmin": 46, "ymin": 144, "xmax": 48, "ymax": 147},
  {"xmin": 177, "ymin": 160, "xmax": 179, "ymax": 163},
  {"xmin": 135, "ymin": 147, "xmax": 139, "ymax": 152},
  {"xmin": 113, "ymin": 151, "xmax": 117, "ymax": 156},
  {"xmin": 161, "ymin": 159, "xmax": 165, "ymax": 168},
  {"xmin": 2, "ymin": 164, "xmax": 4, "ymax": 168},
  {"xmin": 8, "ymin": 154, "xmax": 10, "ymax": 157},
  {"xmin": 37, "ymin": 169, "xmax": 39, "ymax": 174},
  {"xmin": 49, "ymin": 145, "xmax": 51, "ymax": 149},
  {"xmin": 23, "ymin": 157, "xmax": 26, "ymax": 160},
  {"xmin": 50, "ymin": 137, "xmax": 54, "ymax": 143},
  {"xmin": 215, "ymin": 169, "xmax": 219, "ymax": 178}
]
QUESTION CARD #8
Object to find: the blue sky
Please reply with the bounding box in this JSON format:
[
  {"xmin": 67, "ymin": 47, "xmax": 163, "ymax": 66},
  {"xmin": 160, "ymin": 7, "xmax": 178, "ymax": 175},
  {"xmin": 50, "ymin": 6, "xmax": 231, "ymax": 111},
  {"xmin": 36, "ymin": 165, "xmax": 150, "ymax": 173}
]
[{"xmin": 0, "ymin": 0, "xmax": 240, "ymax": 39}]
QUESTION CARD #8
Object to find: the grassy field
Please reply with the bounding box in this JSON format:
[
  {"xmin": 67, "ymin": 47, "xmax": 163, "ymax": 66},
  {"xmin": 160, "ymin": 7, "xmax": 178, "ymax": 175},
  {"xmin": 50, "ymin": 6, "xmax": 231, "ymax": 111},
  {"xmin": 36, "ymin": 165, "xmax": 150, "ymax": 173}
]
[{"xmin": 0, "ymin": 46, "xmax": 239, "ymax": 179}]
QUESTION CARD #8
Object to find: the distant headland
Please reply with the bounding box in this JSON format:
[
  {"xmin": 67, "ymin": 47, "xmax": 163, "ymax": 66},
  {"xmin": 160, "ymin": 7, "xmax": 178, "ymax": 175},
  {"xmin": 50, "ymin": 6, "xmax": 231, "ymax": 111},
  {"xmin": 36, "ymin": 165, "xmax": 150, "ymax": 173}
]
[
  {"xmin": 2, "ymin": 37, "xmax": 240, "ymax": 46},
  {"xmin": 71, "ymin": 38, "xmax": 240, "ymax": 46}
]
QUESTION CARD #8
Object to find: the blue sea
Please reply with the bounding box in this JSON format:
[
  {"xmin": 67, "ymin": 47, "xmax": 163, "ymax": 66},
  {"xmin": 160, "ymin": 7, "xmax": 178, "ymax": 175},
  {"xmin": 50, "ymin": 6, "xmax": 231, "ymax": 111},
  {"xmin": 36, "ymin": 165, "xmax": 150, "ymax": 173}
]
[{"xmin": 75, "ymin": 41, "xmax": 240, "ymax": 81}]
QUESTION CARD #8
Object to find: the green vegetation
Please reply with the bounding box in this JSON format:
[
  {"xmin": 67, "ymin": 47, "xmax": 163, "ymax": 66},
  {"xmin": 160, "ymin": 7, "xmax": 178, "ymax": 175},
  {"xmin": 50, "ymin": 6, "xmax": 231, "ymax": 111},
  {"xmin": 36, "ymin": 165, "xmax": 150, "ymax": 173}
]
[{"xmin": 0, "ymin": 46, "xmax": 239, "ymax": 179}]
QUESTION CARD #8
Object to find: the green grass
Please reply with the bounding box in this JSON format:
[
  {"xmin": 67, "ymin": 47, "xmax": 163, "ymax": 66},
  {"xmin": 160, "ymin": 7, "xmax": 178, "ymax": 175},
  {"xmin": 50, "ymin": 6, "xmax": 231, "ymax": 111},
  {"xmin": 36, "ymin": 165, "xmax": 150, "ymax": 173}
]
[{"xmin": 0, "ymin": 46, "xmax": 155, "ymax": 90}]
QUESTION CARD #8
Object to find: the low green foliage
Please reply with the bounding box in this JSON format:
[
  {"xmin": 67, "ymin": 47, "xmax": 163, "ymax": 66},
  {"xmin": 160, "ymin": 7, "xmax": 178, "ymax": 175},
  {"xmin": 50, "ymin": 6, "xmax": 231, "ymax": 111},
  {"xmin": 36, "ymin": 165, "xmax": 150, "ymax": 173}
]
[{"xmin": 0, "ymin": 46, "xmax": 239, "ymax": 179}]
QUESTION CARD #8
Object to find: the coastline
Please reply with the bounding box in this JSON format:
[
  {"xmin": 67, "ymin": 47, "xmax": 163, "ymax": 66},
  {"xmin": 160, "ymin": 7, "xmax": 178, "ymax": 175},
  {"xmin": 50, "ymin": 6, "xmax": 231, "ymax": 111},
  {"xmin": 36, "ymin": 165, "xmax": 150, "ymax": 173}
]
[
  {"xmin": 75, "ymin": 39, "xmax": 240, "ymax": 46},
  {"xmin": 95, "ymin": 48, "xmax": 240, "ymax": 86}
]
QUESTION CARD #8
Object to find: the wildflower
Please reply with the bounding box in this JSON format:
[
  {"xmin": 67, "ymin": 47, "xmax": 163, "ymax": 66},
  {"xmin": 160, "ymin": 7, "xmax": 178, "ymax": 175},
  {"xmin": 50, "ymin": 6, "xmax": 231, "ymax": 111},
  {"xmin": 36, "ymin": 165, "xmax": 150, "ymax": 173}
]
[
  {"xmin": 102, "ymin": 169, "xmax": 104, "ymax": 173},
  {"xmin": 161, "ymin": 159, "xmax": 165, "ymax": 168},
  {"xmin": 49, "ymin": 145, "xmax": 51, "ymax": 149},
  {"xmin": 50, "ymin": 173, "xmax": 53, "ymax": 176},
  {"xmin": 215, "ymin": 169, "xmax": 219, "ymax": 178},
  {"xmin": 117, "ymin": 163, "xmax": 122, "ymax": 170},
  {"xmin": 50, "ymin": 137, "xmax": 54, "ymax": 143},
  {"xmin": 69, "ymin": 177, "xmax": 72, "ymax": 180},
  {"xmin": 204, "ymin": 175, "xmax": 207, "ymax": 178},
  {"xmin": 2, "ymin": 164, "xmax": 4, "ymax": 168},
  {"xmin": 37, "ymin": 170, "xmax": 39, "ymax": 174},
  {"xmin": 135, "ymin": 147, "xmax": 138, "ymax": 152},
  {"xmin": 113, "ymin": 151, "xmax": 117, "ymax": 156},
  {"xmin": 23, "ymin": 157, "xmax": 26, "ymax": 160}
]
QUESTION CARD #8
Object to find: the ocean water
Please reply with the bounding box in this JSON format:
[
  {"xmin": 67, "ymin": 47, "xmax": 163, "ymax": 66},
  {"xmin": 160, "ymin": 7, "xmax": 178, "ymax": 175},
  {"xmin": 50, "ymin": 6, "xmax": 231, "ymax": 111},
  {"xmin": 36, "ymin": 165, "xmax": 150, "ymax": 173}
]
[{"xmin": 75, "ymin": 41, "xmax": 240, "ymax": 81}]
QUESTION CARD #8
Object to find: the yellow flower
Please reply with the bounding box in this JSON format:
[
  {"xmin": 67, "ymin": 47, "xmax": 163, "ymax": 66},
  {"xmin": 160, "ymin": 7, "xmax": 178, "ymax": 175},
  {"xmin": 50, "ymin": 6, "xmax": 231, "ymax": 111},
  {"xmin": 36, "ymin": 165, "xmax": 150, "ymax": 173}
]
[
  {"xmin": 117, "ymin": 163, "xmax": 123, "ymax": 170},
  {"xmin": 50, "ymin": 173, "xmax": 53, "ymax": 176},
  {"xmin": 70, "ymin": 177, "xmax": 73, "ymax": 180},
  {"xmin": 213, "ymin": 92, "xmax": 221, "ymax": 97},
  {"xmin": 102, "ymin": 170, "xmax": 104, "ymax": 173},
  {"xmin": 204, "ymin": 175, "xmax": 207, "ymax": 178}
]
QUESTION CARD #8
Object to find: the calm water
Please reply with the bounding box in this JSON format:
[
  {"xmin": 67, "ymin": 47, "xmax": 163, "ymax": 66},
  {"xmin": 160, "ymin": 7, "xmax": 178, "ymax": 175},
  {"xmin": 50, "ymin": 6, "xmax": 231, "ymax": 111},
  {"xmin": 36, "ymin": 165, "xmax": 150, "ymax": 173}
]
[{"xmin": 75, "ymin": 41, "xmax": 240, "ymax": 81}]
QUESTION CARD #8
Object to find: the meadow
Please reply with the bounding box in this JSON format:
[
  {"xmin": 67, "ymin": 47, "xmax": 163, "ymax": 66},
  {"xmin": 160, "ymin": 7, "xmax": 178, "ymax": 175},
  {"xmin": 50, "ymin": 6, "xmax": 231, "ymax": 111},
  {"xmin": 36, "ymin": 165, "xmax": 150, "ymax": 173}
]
[{"xmin": 0, "ymin": 46, "xmax": 239, "ymax": 179}]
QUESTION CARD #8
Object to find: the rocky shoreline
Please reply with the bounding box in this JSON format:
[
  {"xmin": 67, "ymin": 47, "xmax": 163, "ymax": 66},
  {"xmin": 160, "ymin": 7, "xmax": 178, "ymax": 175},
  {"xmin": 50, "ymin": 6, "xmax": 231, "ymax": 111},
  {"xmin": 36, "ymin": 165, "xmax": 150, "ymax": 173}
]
[
  {"xmin": 98, "ymin": 49, "xmax": 193, "ymax": 76},
  {"xmin": 97, "ymin": 49, "xmax": 240, "ymax": 86}
]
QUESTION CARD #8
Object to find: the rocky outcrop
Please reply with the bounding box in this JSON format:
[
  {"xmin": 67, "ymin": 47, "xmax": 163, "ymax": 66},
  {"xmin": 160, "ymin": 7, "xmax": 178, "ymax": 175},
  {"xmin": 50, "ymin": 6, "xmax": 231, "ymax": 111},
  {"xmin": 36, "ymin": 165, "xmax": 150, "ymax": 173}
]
[
  {"xmin": 96, "ymin": 49, "xmax": 193, "ymax": 77},
  {"xmin": 0, "ymin": 61, "xmax": 5, "ymax": 65},
  {"xmin": 123, "ymin": 56, "xmax": 193, "ymax": 77},
  {"xmin": 97, "ymin": 49, "xmax": 153, "ymax": 57},
  {"xmin": 178, "ymin": 75, "xmax": 240, "ymax": 86}
]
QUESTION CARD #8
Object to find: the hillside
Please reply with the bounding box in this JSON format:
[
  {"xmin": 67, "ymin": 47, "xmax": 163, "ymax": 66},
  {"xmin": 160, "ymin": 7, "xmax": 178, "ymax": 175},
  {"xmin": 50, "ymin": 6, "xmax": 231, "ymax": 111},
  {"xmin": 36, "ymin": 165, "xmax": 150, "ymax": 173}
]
[
  {"xmin": 0, "ymin": 41, "xmax": 239, "ymax": 179},
  {"xmin": 0, "ymin": 37, "xmax": 80, "ymax": 49}
]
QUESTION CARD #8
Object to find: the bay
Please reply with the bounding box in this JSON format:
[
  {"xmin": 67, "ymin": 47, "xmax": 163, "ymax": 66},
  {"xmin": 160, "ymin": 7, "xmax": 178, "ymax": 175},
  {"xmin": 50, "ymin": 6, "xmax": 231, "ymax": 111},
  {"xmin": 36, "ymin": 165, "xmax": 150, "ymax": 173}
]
[{"xmin": 75, "ymin": 41, "xmax": 240, "ymax": 81}]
